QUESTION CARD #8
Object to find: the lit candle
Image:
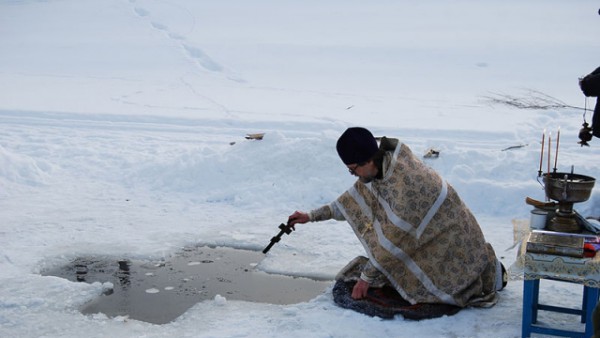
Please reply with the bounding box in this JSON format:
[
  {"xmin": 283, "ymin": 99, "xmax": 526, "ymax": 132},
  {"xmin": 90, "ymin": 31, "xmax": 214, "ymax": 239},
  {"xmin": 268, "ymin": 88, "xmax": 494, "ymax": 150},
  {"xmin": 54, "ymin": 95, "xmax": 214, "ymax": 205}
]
[
  {"xmin": 554, "ymin": 127, "xmax": 560, "ymax": 172},
  {"xmin": 538, "ymin": 129, "xmax": 545, "ymax": 175}
]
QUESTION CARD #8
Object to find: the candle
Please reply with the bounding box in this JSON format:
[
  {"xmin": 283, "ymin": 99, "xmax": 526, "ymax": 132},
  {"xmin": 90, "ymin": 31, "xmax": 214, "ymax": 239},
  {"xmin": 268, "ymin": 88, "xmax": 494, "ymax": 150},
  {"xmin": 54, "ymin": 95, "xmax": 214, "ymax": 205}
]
[
  {"xmin": 554, "ymin": 127, "xmax": 560, "ymax": 171},
  {"xmin": 538, "ymin": 129, "xmax": 545, "ymax": 174},
  {"xmin": 547, "ymin": 133, "xmax": 551, "ymax": 176}
]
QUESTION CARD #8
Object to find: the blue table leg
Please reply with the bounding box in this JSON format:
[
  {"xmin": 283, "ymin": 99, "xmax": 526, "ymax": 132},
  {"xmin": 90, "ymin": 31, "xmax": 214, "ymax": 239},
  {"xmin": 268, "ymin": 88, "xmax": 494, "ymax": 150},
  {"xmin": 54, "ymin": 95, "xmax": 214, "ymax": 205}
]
[
  {"xmin": 522, "ymin": 279, "xmax": 536, "ymax": 338},
  {"xmin": 582, "ymin": 286, "xmax": 588, "ymax": 323},
  {"xmin": 584, "ymin": 286, "xmax": 599, "ymax": 336},
  {"xmin": 532, "ymin": 279, "xmax": 540, "ymax": 323}
]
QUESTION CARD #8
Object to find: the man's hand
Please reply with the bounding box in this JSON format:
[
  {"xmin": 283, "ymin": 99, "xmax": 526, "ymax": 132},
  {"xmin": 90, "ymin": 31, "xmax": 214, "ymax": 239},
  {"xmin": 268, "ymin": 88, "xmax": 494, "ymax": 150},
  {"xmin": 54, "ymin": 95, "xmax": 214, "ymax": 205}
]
[
  {"xmin": 351, "ymin": 279, "xmax": 370, "ymax": 299},
  {"xmin": 288, "ymin": 211, "xmax": 309, "ymax": 227}
]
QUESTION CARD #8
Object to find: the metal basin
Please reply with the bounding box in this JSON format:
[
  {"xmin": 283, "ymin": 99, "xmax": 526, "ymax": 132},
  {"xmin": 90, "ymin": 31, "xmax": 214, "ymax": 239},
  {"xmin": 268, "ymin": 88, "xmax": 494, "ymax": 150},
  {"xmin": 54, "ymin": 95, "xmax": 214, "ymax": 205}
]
[{"xmin": 543, "ymin": 172, "xmax": 596, "ymax": 203}]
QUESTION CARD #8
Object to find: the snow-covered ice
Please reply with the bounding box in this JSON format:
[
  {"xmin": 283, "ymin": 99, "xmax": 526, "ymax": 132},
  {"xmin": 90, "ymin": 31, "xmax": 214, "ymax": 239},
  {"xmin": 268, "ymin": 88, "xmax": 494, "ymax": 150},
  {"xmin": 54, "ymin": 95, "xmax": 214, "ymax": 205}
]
[{"xmin": 1, "ymin": 1, "xmax": 600, "ymax": 337}]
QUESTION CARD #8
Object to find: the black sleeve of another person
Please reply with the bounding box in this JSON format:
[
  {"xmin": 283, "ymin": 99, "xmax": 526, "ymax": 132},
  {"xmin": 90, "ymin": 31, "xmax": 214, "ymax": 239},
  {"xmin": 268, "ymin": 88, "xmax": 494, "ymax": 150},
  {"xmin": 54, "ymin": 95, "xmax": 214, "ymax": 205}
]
[{"xmin": 579, "ymin": 67, "xmax": 600, "ymax": 138}]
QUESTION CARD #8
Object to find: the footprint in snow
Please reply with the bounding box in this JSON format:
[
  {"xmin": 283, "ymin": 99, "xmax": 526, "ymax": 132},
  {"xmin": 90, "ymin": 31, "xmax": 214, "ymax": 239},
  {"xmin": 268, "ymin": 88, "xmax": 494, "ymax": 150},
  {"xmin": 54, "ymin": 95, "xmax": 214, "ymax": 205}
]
[
  {"xmin": 150, "ymin": 22, "xmax": 167, "ymax": 31},
  {"xmin": 182, "ymin": 44, "xmax": 223, "ymax": 72},
  {"xmin": 133, "ymin": 7, "xmax": 149, "ymax": 17}
]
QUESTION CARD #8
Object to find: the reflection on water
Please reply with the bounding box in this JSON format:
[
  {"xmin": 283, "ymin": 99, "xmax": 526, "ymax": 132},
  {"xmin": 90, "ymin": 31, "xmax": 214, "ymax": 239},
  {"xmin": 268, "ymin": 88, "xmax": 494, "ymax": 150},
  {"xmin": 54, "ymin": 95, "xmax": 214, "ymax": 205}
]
[
  {"xmin": 116, "ymin": 260, "xmax": 130, "ymax": 289},
  {"xmin": 42, "ymin": 246, "xmax": 331, "ymax": 324}
]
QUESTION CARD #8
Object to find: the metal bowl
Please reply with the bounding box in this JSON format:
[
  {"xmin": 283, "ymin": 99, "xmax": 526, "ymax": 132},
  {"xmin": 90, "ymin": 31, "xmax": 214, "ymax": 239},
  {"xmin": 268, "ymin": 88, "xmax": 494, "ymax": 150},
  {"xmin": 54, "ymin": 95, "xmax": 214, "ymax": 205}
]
[{"xmin": 543, "ymin": 172, "xmax": 595, "ymax": 203}]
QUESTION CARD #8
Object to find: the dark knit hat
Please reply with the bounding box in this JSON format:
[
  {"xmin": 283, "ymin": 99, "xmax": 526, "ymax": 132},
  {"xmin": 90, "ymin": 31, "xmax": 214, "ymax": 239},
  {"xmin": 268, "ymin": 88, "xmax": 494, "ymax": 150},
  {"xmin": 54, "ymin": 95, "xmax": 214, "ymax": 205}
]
[{"xmin": 336, "ymin": 127, "xmax": 379, "ymax": 165}]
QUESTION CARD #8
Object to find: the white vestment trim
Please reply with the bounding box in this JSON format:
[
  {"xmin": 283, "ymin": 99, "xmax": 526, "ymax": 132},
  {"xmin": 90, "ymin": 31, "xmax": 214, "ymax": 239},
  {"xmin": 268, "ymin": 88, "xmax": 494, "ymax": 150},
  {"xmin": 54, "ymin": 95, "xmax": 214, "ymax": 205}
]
[
  {"xmin": 415, "ymin": 180, "xmax": 448, "ymax": 239},
  {"xmin": 368, "ymin": 186, "xmax": 415, "ymax": 235}
]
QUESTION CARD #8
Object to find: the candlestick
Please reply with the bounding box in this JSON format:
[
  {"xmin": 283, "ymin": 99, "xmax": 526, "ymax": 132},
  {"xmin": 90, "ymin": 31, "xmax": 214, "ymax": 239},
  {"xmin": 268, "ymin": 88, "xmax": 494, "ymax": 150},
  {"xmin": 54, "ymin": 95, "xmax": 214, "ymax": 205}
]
[
  {"xmin": 538, "ymin": 129, "xmax": 545, "ymax": 176},
  {"xmin": 553, "ymin": 127, "xmax": 560, "ymax": 172}
]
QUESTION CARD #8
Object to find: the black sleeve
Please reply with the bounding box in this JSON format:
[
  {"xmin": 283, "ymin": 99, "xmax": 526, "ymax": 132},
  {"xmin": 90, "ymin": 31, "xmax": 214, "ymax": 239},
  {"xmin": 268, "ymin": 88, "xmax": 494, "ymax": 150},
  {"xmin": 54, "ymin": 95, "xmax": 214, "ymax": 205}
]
[
  {"xmin": 580, "ymin": 67, "xmax": 600, "ymax": 97},
  {"xmin": 593, "ymin": 98, "xmax": 600, "ymax": 138}
]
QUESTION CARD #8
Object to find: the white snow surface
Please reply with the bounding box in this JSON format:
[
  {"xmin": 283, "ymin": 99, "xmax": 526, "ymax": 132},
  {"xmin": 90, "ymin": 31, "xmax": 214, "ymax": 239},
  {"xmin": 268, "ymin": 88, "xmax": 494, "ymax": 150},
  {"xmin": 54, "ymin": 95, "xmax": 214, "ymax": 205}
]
[{"xmin": 1, "ymin": 1, "xmax": 600, "ymax": 337}]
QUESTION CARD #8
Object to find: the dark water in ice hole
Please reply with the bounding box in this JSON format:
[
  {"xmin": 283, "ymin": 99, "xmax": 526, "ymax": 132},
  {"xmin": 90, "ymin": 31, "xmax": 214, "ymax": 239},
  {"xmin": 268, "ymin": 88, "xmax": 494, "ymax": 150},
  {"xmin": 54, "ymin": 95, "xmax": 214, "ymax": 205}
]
[{"xmin": 42, "ymin": 246, "xmax": 332, "ymax": 324}]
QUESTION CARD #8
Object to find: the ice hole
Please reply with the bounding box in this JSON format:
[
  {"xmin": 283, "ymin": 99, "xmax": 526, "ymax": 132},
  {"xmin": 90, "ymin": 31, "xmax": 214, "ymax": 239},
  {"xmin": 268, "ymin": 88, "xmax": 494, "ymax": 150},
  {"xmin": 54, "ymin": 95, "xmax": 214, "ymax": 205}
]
[{"xmin": 41, "ymin": 246, "xmax": 331, "ymax": 324}]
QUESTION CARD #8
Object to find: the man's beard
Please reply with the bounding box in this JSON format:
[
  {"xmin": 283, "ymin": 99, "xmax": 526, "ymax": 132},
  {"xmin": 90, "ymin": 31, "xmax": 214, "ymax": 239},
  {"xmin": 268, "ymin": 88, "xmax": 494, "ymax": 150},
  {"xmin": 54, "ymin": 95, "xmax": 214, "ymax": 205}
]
[{"xmin": 359, "ymin": 175, "xmax": 375, "ymax": 184}]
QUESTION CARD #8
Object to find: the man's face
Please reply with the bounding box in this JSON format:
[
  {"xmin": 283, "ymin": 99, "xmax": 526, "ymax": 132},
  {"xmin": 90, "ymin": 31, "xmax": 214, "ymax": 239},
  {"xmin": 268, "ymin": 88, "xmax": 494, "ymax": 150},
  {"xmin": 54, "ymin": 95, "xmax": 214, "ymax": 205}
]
[{"xmin": 347, "ymin": 160, "xmax": 378, "ymax": 183}]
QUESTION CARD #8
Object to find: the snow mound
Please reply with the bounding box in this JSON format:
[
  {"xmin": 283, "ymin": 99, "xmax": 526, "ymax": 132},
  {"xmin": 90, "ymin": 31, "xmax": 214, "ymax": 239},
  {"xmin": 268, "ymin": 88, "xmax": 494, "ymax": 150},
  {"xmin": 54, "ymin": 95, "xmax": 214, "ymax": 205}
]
[{"xmin": 0, "ymin": 144, "xmax": 52, "ymax": 186}]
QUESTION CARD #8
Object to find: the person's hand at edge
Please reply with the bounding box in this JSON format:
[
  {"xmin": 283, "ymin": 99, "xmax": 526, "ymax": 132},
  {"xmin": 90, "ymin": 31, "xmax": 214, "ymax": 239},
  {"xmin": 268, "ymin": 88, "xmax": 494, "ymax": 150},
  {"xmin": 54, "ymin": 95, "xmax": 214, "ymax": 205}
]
[
  {"xmin": 288, "ymin": 211, "xmax": 309, "ymax": 229},
  {"xmin": 351, "ymin": 279, "xmax": 370, "ymax": 299}
]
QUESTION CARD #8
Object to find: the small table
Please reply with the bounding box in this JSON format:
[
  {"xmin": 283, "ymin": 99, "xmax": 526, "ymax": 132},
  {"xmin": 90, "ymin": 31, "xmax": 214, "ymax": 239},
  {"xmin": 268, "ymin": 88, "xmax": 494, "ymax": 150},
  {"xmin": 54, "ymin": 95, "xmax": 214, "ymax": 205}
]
[{"xmin": 516, "ymin": 234, "xmax": 600, "ymax": 337}]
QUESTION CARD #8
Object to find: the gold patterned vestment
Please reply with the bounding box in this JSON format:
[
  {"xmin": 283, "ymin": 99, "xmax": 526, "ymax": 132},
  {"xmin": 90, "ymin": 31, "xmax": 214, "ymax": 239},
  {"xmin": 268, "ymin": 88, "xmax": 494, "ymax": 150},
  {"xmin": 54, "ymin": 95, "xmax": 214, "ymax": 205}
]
[{"xmin": 310, "ymin": 137, "xmax": 501, "ymax": 307}]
